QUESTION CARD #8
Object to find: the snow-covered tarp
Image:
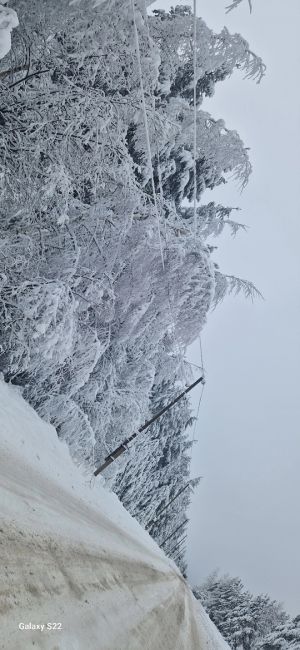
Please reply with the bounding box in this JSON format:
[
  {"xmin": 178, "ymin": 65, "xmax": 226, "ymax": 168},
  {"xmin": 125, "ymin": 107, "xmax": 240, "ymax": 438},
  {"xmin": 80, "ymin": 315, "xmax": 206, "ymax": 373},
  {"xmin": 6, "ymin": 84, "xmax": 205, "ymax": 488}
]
[
  {"xmin": 0, "ymin": 377, "xmax": 230, "ymax": 650},
  {"xmin": 0, "ymin": 4, "xmax": 18, "ymax": 59}
]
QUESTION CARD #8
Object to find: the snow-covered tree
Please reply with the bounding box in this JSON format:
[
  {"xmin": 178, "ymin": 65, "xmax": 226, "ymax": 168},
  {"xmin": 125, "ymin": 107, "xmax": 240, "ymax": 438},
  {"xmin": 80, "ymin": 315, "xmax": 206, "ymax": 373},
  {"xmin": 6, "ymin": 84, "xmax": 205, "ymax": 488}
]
[
  {"xmin": 144, "ymin": 108, "xmax": 252, "ymax": 208},
  {"xmin": 257, "ymin": 616, "xmax": 300, "ymax": 650},
  {"xmin": 194, "ymin": 573, "xmax": 290, "ymax": 650},
  {"xmin": 250, "ymin": 595, "xmax": 289, "ymax": 648},
  {"xmin": 149, "ymin": 5, "xmax": 265, "ymax": 106},
  {"xmin": 0, "ymin": 0, "xmax": 262, "ymax": 543},
  {"xmin": 195, "ymin": 573, "xmax": 254, "ymax": 649}
]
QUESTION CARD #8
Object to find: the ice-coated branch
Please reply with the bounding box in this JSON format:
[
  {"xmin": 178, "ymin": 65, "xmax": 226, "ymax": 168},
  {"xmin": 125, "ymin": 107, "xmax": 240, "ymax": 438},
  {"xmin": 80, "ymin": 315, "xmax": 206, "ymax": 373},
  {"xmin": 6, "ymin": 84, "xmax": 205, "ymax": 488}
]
[{"xmin": 226, "ymin": 0, "xmax": 253, "ymax": 13}]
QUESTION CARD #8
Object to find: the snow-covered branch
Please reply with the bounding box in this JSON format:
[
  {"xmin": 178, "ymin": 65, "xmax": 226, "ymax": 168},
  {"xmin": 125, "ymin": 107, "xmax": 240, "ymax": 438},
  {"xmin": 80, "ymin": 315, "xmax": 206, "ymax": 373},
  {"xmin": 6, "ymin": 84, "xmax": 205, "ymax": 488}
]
[
  {"xmin": 226, "ymin": 0, "xmax": 253, "ymax": 13},
  {"xmin": 0, "ymin": 0, "xmax": 263, "ymax": 547}
]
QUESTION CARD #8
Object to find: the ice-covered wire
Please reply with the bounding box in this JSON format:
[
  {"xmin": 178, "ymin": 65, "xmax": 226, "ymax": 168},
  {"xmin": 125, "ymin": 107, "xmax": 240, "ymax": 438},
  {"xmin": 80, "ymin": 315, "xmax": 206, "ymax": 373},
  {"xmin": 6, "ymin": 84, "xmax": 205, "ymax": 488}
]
[
  {"xmin": 190, "ymin": 2, "xmax": 207, "ymax": 452},
  {"xmin": 193, "ymin": 0, "xmax": 198, "ymax": 234},
  {"xmin": 190, "ymin": 338, "xmax": 206, "ymax": 447},
  {"xmin": 140, "ymin": 0, "xmax": 188, "ymax": 388},
  {"xmin": 199, "ymin": 334, "xmax": 205, "ymax": 376},
  {"xmin": 133, "ymin": 0, "xmax": 205, "ymax": 456},
  {"xmin": 191, "ymin": 380, "xmax": 205, "ymax": 446},
  {"xmin": 130, "ymin": 0, "xmax": 164, "ymax": 269}
]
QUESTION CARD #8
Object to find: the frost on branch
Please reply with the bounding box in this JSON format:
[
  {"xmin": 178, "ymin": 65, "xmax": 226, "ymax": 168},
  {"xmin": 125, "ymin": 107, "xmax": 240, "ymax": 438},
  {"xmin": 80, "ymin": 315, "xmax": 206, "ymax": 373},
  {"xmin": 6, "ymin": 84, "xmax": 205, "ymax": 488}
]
[
  {"xmin": 194, "ymin": 572, "xmax": 290, "ymax": 650},
  {"xmin": 179, "ymin": 203, "xmax": 247, "ymax": 239},
  {"xmin": 0, "ymin": 0, "xmax": 261, "ymax": 552},
  {"xmin": 212, "ymin": 271, "xmax": 263, "ymax": 309},
  {"xmin": 150, "ymin": 4, "xmax": 265, "ymax": 106}
]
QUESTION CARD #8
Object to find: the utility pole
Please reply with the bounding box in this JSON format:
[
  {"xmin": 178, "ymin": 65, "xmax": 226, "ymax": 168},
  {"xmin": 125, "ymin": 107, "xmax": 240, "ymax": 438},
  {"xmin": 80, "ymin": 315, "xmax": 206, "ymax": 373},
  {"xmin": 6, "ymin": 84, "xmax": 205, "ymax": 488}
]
[
  {"xmin": 94, "ymin": 376, "xmax": 204, "ymax": 476},
  {"xmin": 159, "ymin": 518, "xmax": 189, "ymax": 549}
]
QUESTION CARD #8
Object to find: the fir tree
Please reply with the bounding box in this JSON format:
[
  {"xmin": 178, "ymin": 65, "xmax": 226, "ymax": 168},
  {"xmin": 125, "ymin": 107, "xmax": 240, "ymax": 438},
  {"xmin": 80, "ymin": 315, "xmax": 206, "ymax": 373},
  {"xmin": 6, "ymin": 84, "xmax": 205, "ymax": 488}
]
[
  {"xmin": 149, "ymin": 5, "xmax": 265, "ymax": 106},
  {"xmin": 258, "ymin": 616, "xmax": 300, "ymax": 650},
  {"xmin": 0, "ymin": 0, "xmax": 263, "ymax": 528},
  {"xmin": 194, "ymin": 573, "xmax": 290, "ymax": 650}
]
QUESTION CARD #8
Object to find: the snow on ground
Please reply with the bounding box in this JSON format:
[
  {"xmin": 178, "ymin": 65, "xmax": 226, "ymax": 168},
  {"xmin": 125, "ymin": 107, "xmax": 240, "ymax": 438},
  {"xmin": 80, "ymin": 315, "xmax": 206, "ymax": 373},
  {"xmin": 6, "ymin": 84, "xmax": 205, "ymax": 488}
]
[{"xmin": 0, "ymin": 377, "xmax": 229, "ymax": 649}]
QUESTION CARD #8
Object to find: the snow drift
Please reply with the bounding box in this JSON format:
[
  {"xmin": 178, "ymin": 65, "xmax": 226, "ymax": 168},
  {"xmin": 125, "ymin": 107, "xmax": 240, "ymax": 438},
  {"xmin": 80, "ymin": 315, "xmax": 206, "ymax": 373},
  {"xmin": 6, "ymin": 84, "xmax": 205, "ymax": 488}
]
[{"xmin": 0, "ymin": 378, "xmax": 229, "ymax": 649}]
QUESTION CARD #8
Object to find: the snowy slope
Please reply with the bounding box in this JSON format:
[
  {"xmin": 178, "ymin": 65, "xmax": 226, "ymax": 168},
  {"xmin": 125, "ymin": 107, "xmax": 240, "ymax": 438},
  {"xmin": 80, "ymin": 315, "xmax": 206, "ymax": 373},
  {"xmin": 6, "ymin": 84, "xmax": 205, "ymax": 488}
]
[{"xmin": 0, "ymin": 378, "xmax": 229, "ymax": 650}]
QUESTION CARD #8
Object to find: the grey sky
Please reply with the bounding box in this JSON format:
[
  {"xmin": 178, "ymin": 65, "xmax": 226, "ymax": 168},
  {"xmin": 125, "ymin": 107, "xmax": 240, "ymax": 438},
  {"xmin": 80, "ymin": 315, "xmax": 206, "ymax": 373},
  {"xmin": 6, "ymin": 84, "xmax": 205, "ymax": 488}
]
[{"xmin": 151, "ymin": 0, "xmax": 300, "ymax": 616}]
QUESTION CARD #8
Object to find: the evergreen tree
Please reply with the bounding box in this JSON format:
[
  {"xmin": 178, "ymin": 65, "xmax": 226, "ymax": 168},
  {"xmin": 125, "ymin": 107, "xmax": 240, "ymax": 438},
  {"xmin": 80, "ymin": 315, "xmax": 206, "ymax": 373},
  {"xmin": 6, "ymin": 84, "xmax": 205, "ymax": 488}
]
[
  {"xmin": 258, "ymin": 616, "xmax": 300, "ymax": 650},
  {"xmin": 250, "ymin": 595, "xmax": 289, "ymax": 649},
  {"xmin": 0, "ymin": 0, "xmax": 262, "ymax": 532},
  {"xmin": 194, "ymin": 573, "xmax": 290, "ymax": 650},
  {"xmin": 195, "ymin": 573, "xmax": 254, "ymax": 649},
  {"xmin": 149, "ymin": 5, "xmax": 265, "ymax": 106},
  {"xmin": 151, "ymin": 109, "xmax": 252, "ymax": 206}
]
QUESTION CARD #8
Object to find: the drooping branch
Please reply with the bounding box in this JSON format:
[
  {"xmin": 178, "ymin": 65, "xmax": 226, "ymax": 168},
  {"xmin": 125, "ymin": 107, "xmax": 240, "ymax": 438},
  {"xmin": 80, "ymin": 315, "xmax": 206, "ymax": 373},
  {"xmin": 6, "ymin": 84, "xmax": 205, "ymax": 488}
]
[
  {"xmin": 212, "ymin": 271, "xmax": 263, "ymax": 309},
  {"xmin": 225, "ymin": 274, "xmax": 263, "ymax": 300}
]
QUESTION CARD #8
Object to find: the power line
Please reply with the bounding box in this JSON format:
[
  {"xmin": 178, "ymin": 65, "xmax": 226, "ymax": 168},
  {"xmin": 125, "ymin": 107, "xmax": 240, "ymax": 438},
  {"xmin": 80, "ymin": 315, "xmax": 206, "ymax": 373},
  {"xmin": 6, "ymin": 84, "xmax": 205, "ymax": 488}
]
[
  {"xmin": 141, "ymin": 0, "xmax": 189, "ymax": 389},
  {"xmin": 167, "ymin": 534, "xmax": 187, "ymax": 557},
  {"xmin": 160, "ymin": 518, "xmax": 189, "ymax": 549},
  {"xmin": 145, "ymin": 481, "xmax": 193, "ymax": 530},
  {"xmin": 131, "ymin": 0, "xmax": 164, "ymax": 269},
  {"xmin": 193, "ymin": 0, "xmax": 198, "ymax": 235},
  {"xmin": 191, "ymin": 376, "xmax": 205, "ymax": 447},
  {"xmin": 190, "ymin": 0, "xmax": 207, "ymax": 457}
]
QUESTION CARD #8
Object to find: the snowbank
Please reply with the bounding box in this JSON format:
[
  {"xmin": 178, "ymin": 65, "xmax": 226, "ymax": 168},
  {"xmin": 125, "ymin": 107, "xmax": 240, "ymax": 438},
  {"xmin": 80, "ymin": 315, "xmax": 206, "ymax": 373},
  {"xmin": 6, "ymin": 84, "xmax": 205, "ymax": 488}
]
[
  {"xmin": 0, "ymin": 4, "xmax": 18, "ymax": 59},
  {"xmin": 0, "ymin": 378, "xmax": 229, "ymax": 650}
]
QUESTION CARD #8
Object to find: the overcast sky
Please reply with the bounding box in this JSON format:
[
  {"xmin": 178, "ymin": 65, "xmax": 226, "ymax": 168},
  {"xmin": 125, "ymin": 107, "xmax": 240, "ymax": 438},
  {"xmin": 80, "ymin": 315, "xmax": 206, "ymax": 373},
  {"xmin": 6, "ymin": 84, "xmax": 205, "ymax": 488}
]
[{"xmin": 152, "ymin": 0, "xmax": 300, "ymax": 616}]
